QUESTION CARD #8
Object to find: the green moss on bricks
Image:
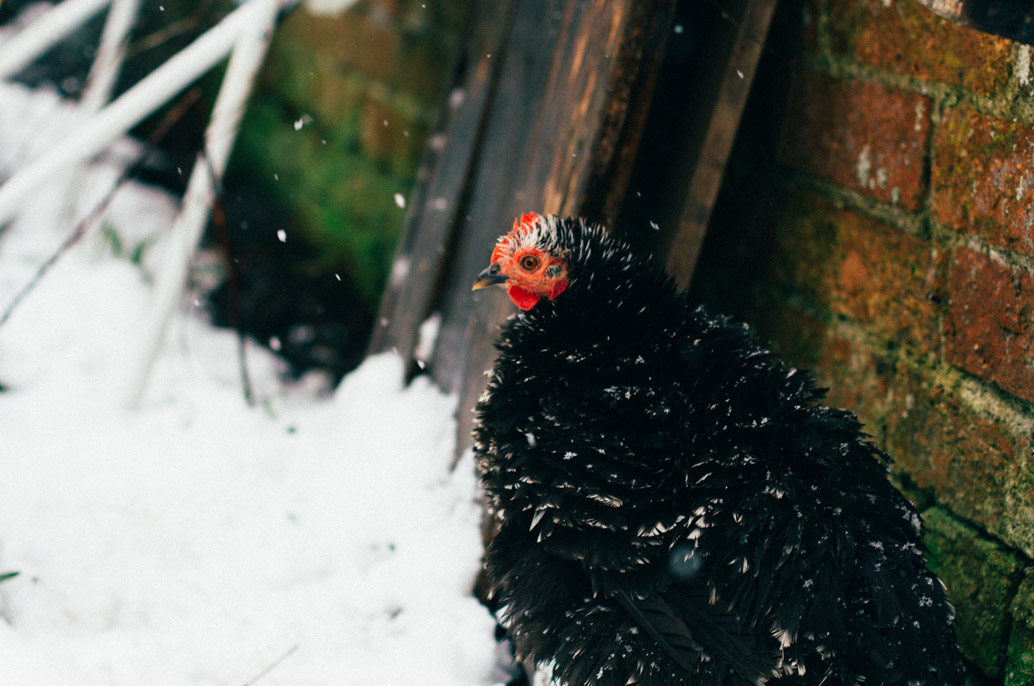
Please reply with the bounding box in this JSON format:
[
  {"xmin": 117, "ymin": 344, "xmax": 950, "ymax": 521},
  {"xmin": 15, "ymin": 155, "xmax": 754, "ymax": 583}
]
[
  {"xmin": 931, "ymin": 107, "xmax": 1034, "ymax": 256},
  {"xmin": 826, "ymin": 0, "xmax": 1014, "ymax": 97},
  {"xmin": 1007, "ymin": 572, "xmax": 1034, "ymax": 685},
  {"xmin": 924, "ymin": 507, "xmax": 1024, "ymax": 679},
  {"xmin": 226, "ymin": 1, "xmax": 467, "ymax": 313}
]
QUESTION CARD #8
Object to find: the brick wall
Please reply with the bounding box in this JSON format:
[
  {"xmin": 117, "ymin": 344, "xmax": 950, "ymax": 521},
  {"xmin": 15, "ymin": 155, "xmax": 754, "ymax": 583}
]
[
  {"xmin": 693, "ymin": 1, "xmax": 1034, "ymax": 682},
  {"xmin": 229, "ymin": 0, "xmax": 468, "ymax": 308}
]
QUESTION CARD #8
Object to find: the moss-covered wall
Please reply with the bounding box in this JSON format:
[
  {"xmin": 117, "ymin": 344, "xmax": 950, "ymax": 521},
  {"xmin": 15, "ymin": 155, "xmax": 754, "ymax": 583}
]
[
  {"xmin": 693, "ymin": 1, "xmax": 1034, "ymax": 682},
  {"xmin": 229, "ymin": 0, "xmax": 468, "ymax": 309}
]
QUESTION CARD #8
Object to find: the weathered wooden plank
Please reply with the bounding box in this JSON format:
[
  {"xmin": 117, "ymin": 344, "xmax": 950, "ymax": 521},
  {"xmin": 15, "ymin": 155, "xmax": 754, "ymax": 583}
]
[
  {"xmin": 523, "ymin": 0, "xmax": 676, "ymax": 221},
  {"xmin": 367, "ymin": 0, "xmax": 516, "ymax": 364},
  {"xmin": 578, "ymin": 0, "xmax": 677, "ymax": 226},
  {"xmin": 429, "ymin": 0, "xmax": 565, "ymax": 397},
  {"xmin": 432, "ymin": 0, "xmax": 677, "ymax": 456},
  {"xmin": 663, "ymin": 0, "xmax": 778, "ymax": 288},
  {"xmin": 370, "ymin": 0, "xmax": 681, "ymax": 457}
]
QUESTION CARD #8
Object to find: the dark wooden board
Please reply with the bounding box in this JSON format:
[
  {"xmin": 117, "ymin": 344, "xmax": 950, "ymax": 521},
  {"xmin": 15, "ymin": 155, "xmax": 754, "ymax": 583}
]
[
  {"xmin": 664, "ymin": 0, "xmax": 778, "ymax": 288},
  {"xmin": 427, "ymin": 0, "xmax": 678, "ymax": 456},
  {"xmin": 367, "ymin": 0, "xmax": 517, "ymax": 363},
  {"xmin": 370, "ymin": 0, "xmax": 774, "ymax": 458}
]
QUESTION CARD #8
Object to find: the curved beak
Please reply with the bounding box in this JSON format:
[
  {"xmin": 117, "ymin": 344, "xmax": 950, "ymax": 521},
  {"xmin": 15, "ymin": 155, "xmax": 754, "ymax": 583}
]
[{"xmin": 472, "ymin": 263, "xmax": 509, "ymax": 291}]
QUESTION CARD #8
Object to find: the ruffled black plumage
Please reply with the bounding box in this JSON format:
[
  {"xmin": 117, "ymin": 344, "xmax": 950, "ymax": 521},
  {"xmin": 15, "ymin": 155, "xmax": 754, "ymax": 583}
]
[{"xmin": 473, "ymin": 216, "xmax": 965, "ymax": 686}]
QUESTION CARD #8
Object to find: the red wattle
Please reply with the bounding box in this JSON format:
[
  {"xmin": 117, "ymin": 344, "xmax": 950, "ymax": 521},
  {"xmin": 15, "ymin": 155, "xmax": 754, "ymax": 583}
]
[{"xmin": 507, "ymin": 284, "xmax": 541, "ymax": 311}]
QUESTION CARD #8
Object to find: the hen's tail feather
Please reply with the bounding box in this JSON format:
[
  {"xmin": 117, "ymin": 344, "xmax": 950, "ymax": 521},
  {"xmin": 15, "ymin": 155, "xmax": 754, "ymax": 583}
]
[{"xmin": 605, "ymin": 577, "xmax": 777, "ymax": 684}]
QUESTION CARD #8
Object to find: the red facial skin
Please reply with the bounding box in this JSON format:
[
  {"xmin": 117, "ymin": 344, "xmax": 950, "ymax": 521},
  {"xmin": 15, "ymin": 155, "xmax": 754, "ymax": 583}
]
[{"xmin": 491, "ymin": 213, "xmax": 569, "ymax": 311}]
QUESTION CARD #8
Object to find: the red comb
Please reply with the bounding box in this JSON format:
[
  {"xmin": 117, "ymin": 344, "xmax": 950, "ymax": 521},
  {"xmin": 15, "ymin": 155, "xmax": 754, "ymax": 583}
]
[
  {"xmin": 516, "ymin": 212, "xmax": 540, "ymax": 231},
  {"xmin": 491, "ymin": 212, "xmax": 541, "ymax": 262}
]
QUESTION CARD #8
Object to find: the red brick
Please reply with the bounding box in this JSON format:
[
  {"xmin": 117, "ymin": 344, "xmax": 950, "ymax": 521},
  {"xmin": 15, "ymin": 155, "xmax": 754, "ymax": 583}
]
[
  {"xmin": 744, "ymin": 191, "xmax": 943, "ymax": 353},
  {"xmin": 834, "ymin": 210, "xmax": 945, "ymax": 354},
  {"xmin": 885, "ymin": 374, "xmax": 1021, "ymax": 543},
  {"xmin": 815, "ymin": 331, "xmax": 894, "ymax": 419},
  {"xmin": 827, "ymin": 0, "xmax": 1014, "ymax": 97},
  {"xmin": 812, "ymin": 336, "xmax": 1034, "ymax": 554},
  {"xmin": 708, "ymin": 190, "xmax": 1034, "ymax": 549},
  {"xmin": 747, "ymin": 298, "xmax": 830, "ymax": 373},
  {"xmin": 778, "ymin": 72, "xmax": 932, "ymax": 210},
  {"xmin": 932, "ymin": 108, "xmax": 1034, "ymax": 255},
  {"xmin": 758, "ymin": 191, "xmax": 840, "ymax": 308},
  {"xmin": 946, "ymin": 247, "xmax": 1034, "ymax": 401}
]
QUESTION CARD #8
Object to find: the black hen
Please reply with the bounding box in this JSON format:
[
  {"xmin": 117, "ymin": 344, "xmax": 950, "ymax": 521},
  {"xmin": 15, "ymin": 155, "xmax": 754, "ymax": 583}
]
[{"xmin": 471, "ymin": 213, "xmax": 964, "ymax": 686}]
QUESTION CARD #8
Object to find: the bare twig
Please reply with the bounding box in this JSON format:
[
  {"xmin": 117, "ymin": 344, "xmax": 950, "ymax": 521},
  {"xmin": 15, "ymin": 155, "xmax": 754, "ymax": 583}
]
[
  {"xmin": 0, "ymin": 88, "xmax": 201, "ymax": 330},
  {"xmin": 241, "ymin": 644, "xmax": 299, "ymax": 686},
  {"xmin": 126, "ymin": 0, "xmax": 220, "ymax": 59},
  {"xmin": 124, "ymin": 0, "xmax": 282, "ymax": 409}
]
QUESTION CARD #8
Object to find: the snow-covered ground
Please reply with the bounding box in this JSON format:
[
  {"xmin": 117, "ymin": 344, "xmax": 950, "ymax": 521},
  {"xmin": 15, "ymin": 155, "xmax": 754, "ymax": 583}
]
[{"xmin": 0, "ymin": 82, "xmax": 499, "ymax": 685}]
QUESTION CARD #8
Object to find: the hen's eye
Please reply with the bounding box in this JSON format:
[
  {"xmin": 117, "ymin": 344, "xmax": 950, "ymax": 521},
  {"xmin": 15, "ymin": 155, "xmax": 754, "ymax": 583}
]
[{"xmin": 520, "ymin": 255, "xmax": 540, "ymax": 271}]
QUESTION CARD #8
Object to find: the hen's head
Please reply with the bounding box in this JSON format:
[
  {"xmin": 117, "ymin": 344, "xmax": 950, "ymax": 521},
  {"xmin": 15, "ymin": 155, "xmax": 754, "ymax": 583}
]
[{"xmin": 472, "ymin": 212, "xmax": 569, "ymax": 311}]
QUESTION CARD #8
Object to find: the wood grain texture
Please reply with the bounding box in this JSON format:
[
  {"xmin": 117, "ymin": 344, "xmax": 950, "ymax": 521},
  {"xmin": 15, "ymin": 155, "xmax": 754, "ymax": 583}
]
[
  {"xmin": 664, "ymin": 0, "xmax": 778, "ymax": 289},
  {"xmin": 367, "ymin": 0, "xmax": 517, "ymax": 363},
  {"xmin": 372, "ymin": 0, "xmax": 682, "ymax": 456}
]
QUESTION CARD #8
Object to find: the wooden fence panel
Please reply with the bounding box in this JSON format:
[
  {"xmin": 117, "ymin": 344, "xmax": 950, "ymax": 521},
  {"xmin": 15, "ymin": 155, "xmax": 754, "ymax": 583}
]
[
  {"xmin": 369, "ymin": 0, "xmax": 774, "ymax": 458},
  {"xmin": 662, "ymin": 0, "xmax": 778, "ymax": 288},
  {"xmin": 436, "ymin": 0, "xmax": 677, "ymax": 456},
  {"xmin": 370, "ymin": 0, "xmax": 677, "ymax": 456},
  {"xmin": 367, "ymin": 0, "xmax": 517, "ymax": 364}
]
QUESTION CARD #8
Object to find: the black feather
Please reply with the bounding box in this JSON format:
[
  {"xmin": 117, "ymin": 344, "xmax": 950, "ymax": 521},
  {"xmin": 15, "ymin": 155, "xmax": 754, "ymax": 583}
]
[{"xmin": 474, "ymin": 215, "xmax": 965, "ymax": 686}]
